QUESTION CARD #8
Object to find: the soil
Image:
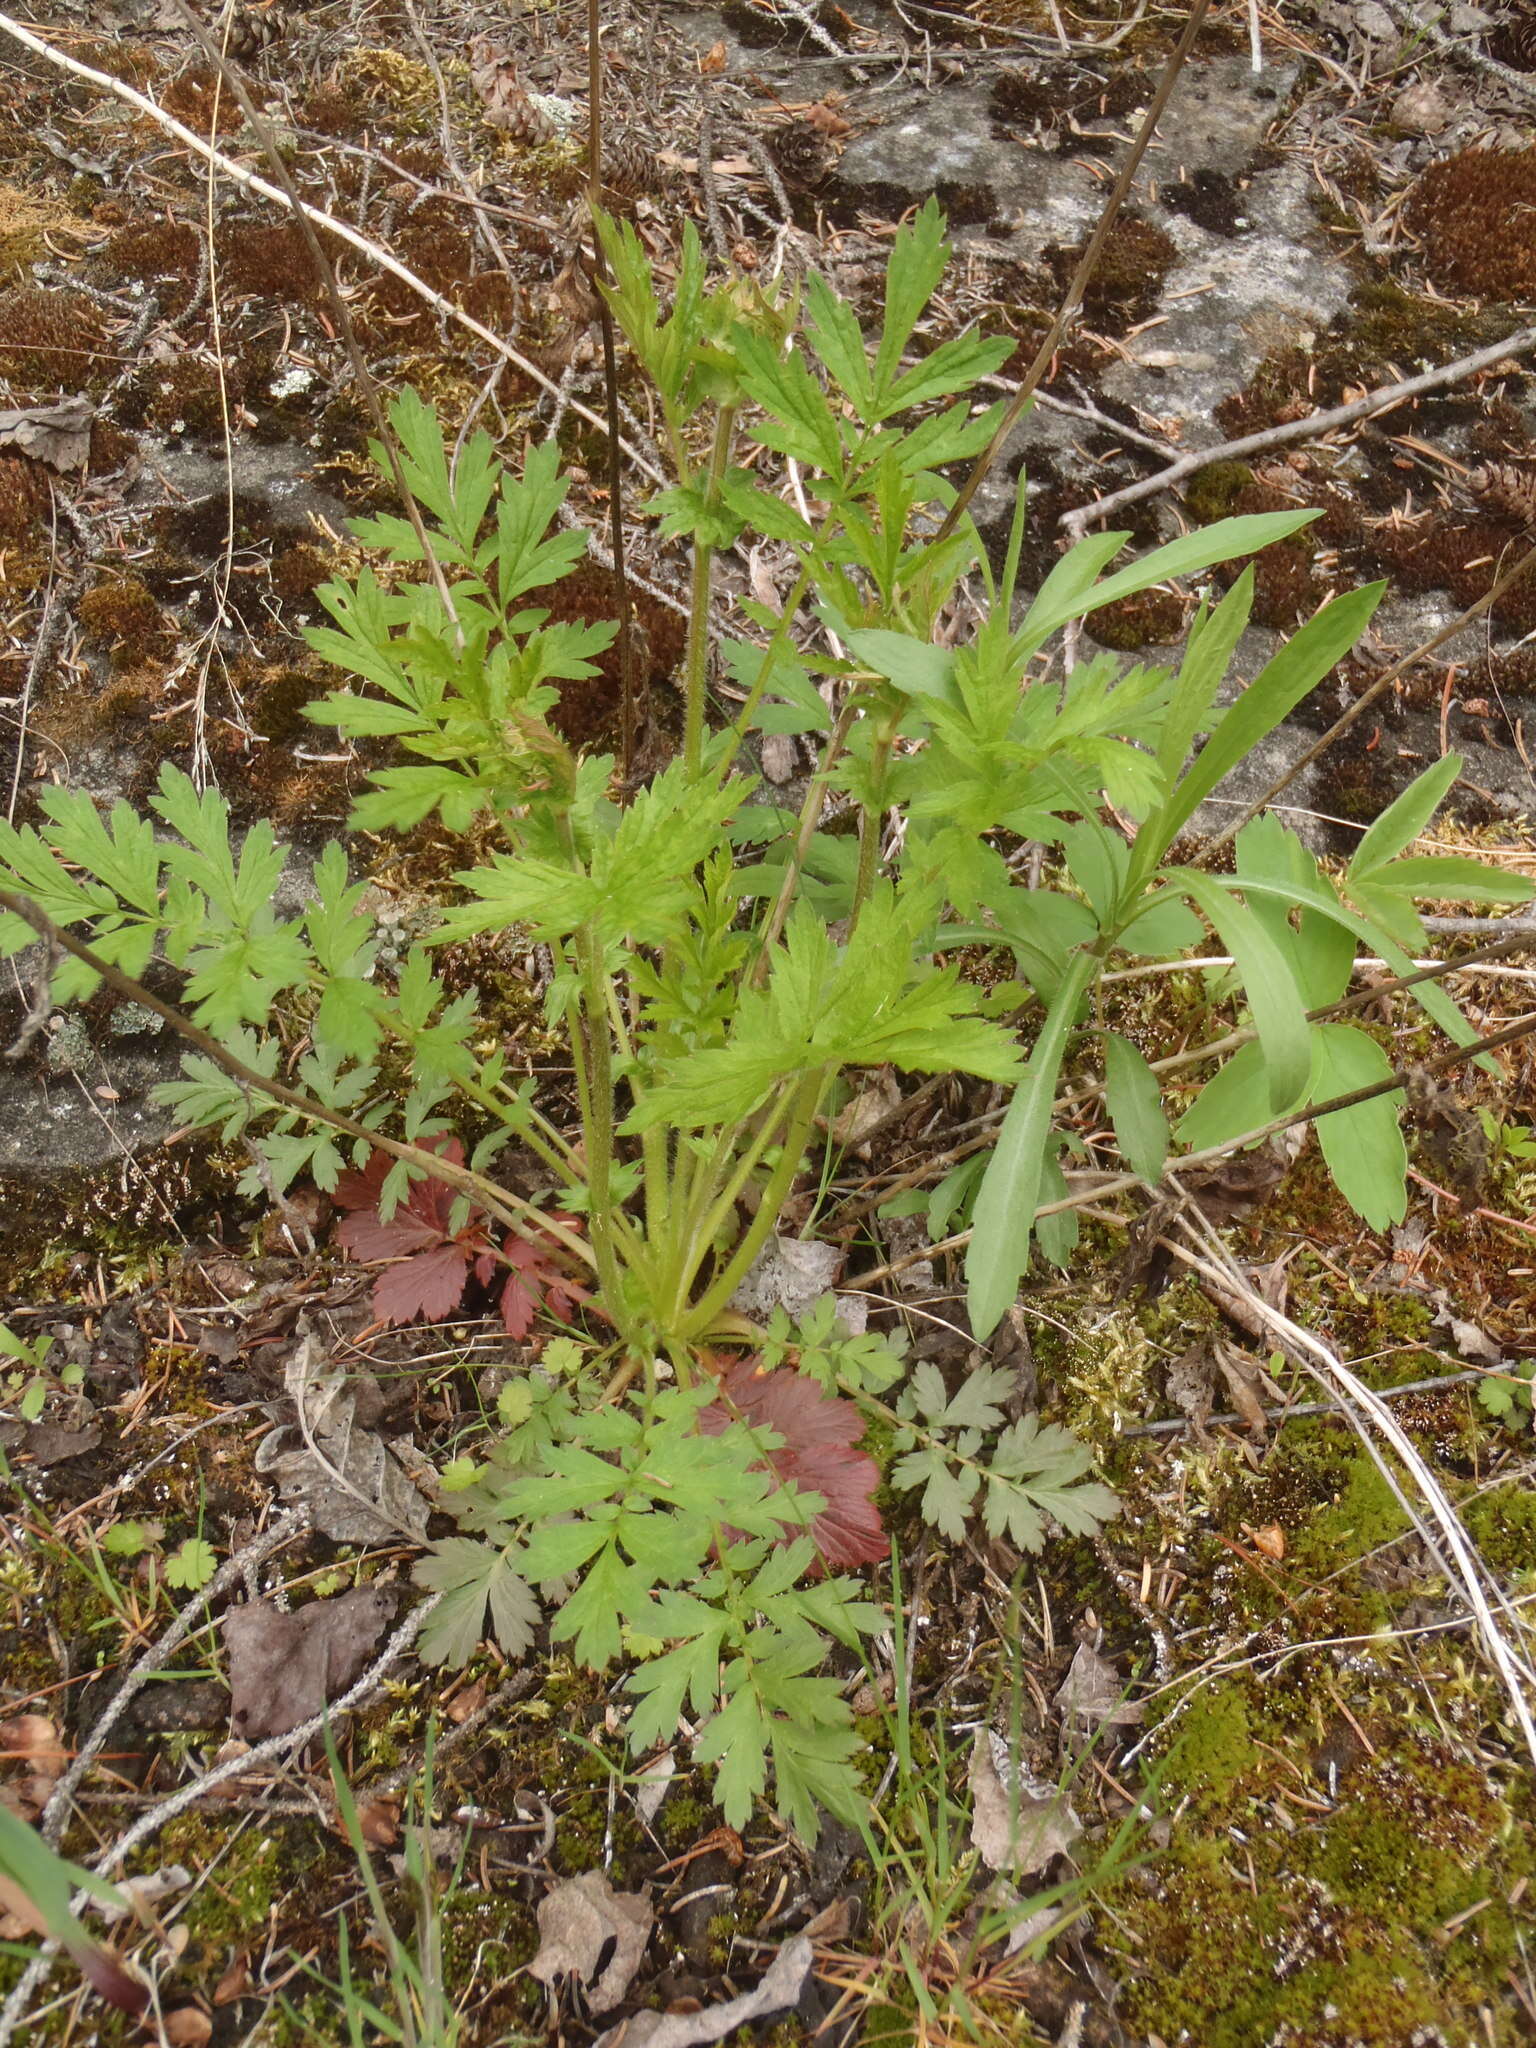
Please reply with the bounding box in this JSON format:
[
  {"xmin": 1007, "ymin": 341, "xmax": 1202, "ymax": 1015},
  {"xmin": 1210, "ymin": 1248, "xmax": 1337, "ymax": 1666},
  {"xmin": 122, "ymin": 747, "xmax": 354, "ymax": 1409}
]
[{"xmin": 0, "ymin": 2, "xmax": 1534, "ymax": 2044}]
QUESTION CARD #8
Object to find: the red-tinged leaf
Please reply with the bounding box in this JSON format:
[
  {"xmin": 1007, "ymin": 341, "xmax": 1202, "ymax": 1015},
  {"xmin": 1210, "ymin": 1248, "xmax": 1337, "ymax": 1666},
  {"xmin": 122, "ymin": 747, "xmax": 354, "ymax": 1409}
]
[
  {"xmin": 700, "ymin": 1362, "xmax": 888, "ymax": 1570},
  {"xmin": 335, "ymin": 1138, "xmax": 473, "ymax": 1259},
  {"xmin": 494, "ymin": 1219, "xmax": 591, "ymax": 1339},
  {"xmin": 371, "ymin": 1243, "xmax": 473, "ymax": 1326},
  {"xmin": 501, "ymin": 1266, "xmax": 537, "ymax": 1339}
]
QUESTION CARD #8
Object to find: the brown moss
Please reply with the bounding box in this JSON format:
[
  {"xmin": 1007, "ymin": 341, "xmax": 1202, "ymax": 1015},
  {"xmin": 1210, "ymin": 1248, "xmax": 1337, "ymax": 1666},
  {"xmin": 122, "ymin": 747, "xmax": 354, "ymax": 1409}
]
[
  {"xmin": 1162, "ymin": 166, "xmax": 1247, "ymax": 237},
  {"xmin": 220, "ymin": 221, "xmax": 325, "ymax": 307},
  {"xmin": 102, "ymin": 218, "xmax": 203, "ymax": 315},
  {"xmin": 77, "ymin": 576, "xmax": 170, "ymax": 664},
  {"xmin": 158, "ymin": 66, "xmax": 244, "ymax": 139},
  {"xmin": 1405, "ymin": 147, "xmax": 1536, "ymax": 301},
  {"xmin": 1376, "ymin": 515, "xmax": 1536, "ymax": 633},
  {"xmin": 0, "ymin": 287, "xmax": 107, "ymax": 393},
  {"xmin": 1084, "ymin": 585, "xmax": 1186, "ymax": 651},
  {"xmin": 117, "ymin": 355, "xmax": 245, "ymax": 438},
  {"xmin": 1048, "ymin": 212, "xmax": 1177, "ymax": 331},
  {"xmin": 0, "ymin": 454, "xmax": 49, "ymax": 539},
  {"xmin": 537, "ymin": 562, "xmax": 685, "ymax": 752},
  {"xmin": 270, "ymin": 542, "xmax": 335, "ymax": 602}
]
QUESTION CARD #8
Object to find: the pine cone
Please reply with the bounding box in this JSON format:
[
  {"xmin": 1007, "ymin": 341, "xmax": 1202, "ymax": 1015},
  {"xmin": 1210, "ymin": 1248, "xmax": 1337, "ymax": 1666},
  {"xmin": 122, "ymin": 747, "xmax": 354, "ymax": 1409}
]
[
  {"xmin": 469, "ymin": 40, "xmax": 557, "ymax": 145},
  {"xmin": 221, "ymin": 1, "xmax": 286, "ymax": 61},
  {"xmin": 1470, "ymin": 460, "xmax": 1536, "ymax": 526},
  {"xmin": 768, "ymin": 118, "xmax": 831, "ymax": 190},
  {"xmin": 1489, "ymin": 15, "xmax": 1536, "ymax": 70},
  {"xmin": 601, "ymin": 129, "xmax": 655, "ymax": 201}
]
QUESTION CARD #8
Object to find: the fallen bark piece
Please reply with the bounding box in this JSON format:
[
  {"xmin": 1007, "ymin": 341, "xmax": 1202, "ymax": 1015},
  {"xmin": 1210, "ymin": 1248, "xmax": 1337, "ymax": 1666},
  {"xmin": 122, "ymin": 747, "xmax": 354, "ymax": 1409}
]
[{"xmin": 0, "ymin": 397, "xmax": 92, "ymax": 470}]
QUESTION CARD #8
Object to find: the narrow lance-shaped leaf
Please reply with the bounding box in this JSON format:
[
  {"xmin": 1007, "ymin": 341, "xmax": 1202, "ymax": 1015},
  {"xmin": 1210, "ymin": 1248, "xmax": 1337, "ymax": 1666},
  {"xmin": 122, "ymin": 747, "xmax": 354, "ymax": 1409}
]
[
  {"xmin": 1156, "ymin": 582, "xmax": 1385, "ymax": 846},
  {"xmin": 1102, "ymin": 1031, "xmax": 1169, "ymax": 1184},
  {"xmin": 1347, "ymin": 752, "xmax": 1462, "ymax": 880},
  {"xmin": 967, "ymin": 950, "xmax": 1098, "ymax": 1341},
  {"xmin": 1170, "ymin": 870, "xmax": 1312, "ymax": 1113}
]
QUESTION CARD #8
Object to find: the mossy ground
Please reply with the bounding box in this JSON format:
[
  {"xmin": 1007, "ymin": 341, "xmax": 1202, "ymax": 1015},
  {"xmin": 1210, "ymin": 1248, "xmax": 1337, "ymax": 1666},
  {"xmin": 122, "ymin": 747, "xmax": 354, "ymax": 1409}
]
[{"xmin": 1, "ymin": 0, "xmax": 1535, "ymax": 2042}]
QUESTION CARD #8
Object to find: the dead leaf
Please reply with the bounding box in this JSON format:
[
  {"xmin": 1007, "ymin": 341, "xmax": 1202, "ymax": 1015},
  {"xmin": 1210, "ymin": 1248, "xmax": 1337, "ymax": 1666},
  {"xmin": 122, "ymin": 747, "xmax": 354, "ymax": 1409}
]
[
  {"xmin": 1164, "ymin": 1342, "xmax": 1216, "ymax": 1440},
  {"xmin": 967, "ymin": 1731, "xmax": 1081, "ymax": 1876},
  {"xmin": 593, "ymin": 1934, "xmax": 812, "ymax": 2048},
  {"xmin": 97, "ymin": 1864, "xmax": 192, "ymax": 1925},
  {"xmin": 445, "ymin": 1674, "xmax": 490, "ymax": 1724},
  {"xmin": 256, "ymin": 1335, "xmax": 430, "ymax": 1544},
  {"xmin": 23, "ymin": 1420, "xmax": 102, "ymax": 1466},
  {"xmin": 634, "ymin": 1750, "xmax": 675, "ymax": 1827},
  {"xmin": 529, "ymin": 1872, "xmax": 653, "ymax": 2015},
  {"xmin": 1435, "ymin": 1308, "xmax": 1504, "ymax": 1366},
  {"xmin": 213, "ymin": 1955, "xmax": 252, "ymax": 2005},
  {"xmin": 727, "ymin": 1235, "xmax": 844, "ymax": 1324},
  {"xmin": 828, "ymin": 1070, "xmax": 901, "ymax": 1154},
  {"xmin": 0, "ymin": 1715, "xmax": 67, "ymax": 1814},
  {"xmin": 161, "ymin": 2006, "xmax": 212, "ymax": 2046},
  {"xmin": 0, "ymin": 396, "xmax": 92, "ymax": 471},
  {"xmin": 222, "ymin": 1586, "xmax": 397, "ymax": 1742},
  {"xmin": 1213, "ymin": 1341, "xmax": 1277, "ymax": 1439},
  {"xmin": 804, "ymin": 100, "xmax": 852, "ymax": 137},
  {"xmin": 1052, "ymin": 1643, "xmax": 1144, "ymax": 1751},
  {"xmin": 1247, "ymin": 1523, "xmax": 1286, "ymax": 1560},
  {"xmin": 698, "ymin": 38, "xmax": 728, "ymax": 72}
]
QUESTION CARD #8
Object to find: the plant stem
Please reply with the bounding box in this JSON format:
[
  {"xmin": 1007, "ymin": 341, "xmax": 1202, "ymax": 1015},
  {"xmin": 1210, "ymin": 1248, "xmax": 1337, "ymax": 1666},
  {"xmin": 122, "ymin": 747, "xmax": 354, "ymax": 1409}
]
[
  {"xmin": 570, "ymin": 926, "xmax": 625, "ymax": 1311},
  {"xmin": 680, "ymin": 1068, "xmax": 829, "ymax": 1339},
  {"xmin": 681, "ymin": 405, "xmax": 737, "ymax": 777},
  {"xmin": 751, "ymin": 692, "xmax": 864, "ymax": 984},
  {"xmin": 852, "ymin": 708, "xmax": 898, "ymax": 923}
]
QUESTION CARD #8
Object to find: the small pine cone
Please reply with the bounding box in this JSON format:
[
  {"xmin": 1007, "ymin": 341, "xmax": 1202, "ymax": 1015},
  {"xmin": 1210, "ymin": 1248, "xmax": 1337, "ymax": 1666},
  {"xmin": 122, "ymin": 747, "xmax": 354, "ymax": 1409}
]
[
  {"xmin": 222, "ymin": 1, "xmax": 286, "ymax": 61},
  {"xmin": 768, "ymin": 118, "xmax": 831, "ymax": 190},
  {"xmin": 601, "ymin": 130, "xmax": 654, "ymax": 200},
  {"xmin": 1470, "ymin": 460, "xmax": 1536, "ymax": 526},
  {"xmin": 470, "ymin": 40, "xmax": 557, "ymax": 145},
  {"xmin": 1489, "ymin": 16, "xmax": 1536, "ymax": 70}
]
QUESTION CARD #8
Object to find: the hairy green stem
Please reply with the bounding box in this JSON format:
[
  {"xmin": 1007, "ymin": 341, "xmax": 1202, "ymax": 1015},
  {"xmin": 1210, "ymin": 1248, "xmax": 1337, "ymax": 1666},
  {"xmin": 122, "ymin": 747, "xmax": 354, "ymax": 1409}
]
[
  {"xmin": 680, "ymin": 1069, "xmax": 829, "ymax": 1340},
  {"xmin": 681, "ymin": 406, "xmax": 737, "ymax": 776},
  {"xmin": 751, "ymin": 692, "xmax": 864, "ymax": 985},
  {"xmin": 851, "ymin": 709, "xmax": 898, "ymax": 923}
]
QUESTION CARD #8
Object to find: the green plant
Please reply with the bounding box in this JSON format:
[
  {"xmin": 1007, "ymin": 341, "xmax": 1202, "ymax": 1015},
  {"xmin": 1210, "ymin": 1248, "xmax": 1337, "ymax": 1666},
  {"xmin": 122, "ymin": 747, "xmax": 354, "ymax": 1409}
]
[
  {"xmin": 0, "ymin": 1324, "xmax": 81, "ymax": 1425},
  {"xmin": 289, "ymin": 1726, "xmax": 466, "ymax": 2048},
  {"xmin": 1, "ymin": 202, "xmax": 1529, "ymax": 1838}
]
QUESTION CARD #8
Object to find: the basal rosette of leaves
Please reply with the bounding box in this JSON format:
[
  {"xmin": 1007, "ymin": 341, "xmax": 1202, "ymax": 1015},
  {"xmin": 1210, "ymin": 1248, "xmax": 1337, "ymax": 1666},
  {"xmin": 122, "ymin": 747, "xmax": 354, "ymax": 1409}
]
[{"xmin": 0, "ymin": 200, "xmax": 1530, "ymax": 1838}]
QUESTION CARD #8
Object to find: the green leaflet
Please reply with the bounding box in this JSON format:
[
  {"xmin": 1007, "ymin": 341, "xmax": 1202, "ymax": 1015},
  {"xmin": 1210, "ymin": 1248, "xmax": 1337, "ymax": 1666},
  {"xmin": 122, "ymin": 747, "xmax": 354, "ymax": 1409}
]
[
  {"xmin": 966, "ymin": 950, "xmax": 1098, "ymax": 1341},
  {"xmin": 1102, "ymin": 1031, "xmax": 1170, "ymax": 1184},
  {"xmin": 1310, "ymin": 1024, "xmax": 1408, "ymax": 1231}
]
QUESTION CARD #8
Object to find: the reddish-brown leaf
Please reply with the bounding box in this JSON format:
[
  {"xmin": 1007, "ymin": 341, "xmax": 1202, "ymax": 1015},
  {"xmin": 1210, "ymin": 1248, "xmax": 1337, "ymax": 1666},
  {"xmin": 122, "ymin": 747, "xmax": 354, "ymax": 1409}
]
[
  {"xmin": 371, "ymin": 1243, "xmax": 474, "ymax": 1326},
  {"xmin": 475, "ymin": 1218, "xmax": 590, "ymax": 1339},
  {"xmin": 700, "ymin": 1362, "xmax": 888, "ymax": 1570}
]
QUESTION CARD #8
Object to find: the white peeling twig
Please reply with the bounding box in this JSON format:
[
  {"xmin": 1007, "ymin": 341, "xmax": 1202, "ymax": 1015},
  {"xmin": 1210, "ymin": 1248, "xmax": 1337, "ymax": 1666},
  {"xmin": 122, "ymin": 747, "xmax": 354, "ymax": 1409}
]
[
  {"xmin": 1062, "ymin": 324, "xmax": 1536, "ymax": 533},
  {"xmin": 0, "ymin": 14, "xmax": 666, "ymax": 490},
  {"xmin": 0, "ymin": 1595, "xmax": 436, "ymax": 2045},
  {"xmin": 1171, "ymin": 1218, "xmax": 1536, "ymax": 1765},
  {"xmin": 36, "ymin": 1513, "xmax": 305, "ymax": 1848}
]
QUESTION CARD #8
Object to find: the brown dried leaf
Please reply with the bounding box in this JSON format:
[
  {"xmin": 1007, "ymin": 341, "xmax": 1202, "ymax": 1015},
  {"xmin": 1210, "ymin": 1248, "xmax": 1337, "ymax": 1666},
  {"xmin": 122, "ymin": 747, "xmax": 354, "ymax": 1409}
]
[
  {"xmin": 1213, "ymin": 1341, "xmax": 1276, "ymax": 1439},
  {"xmin": 212, "ymin": 1955, "xmax": 252, "ymax": 2006},
  {"xmin": 0, "ymin": 1715, "xmax": 67, "ymax": 1814},
  {"xmin": 967, "ymin": 1731, "xmax": 1081, "ymax": 1876},
  {"xmin": 529, "ymin": 1872, "xmax": 653, "ymax": 2015},
  {"xmin": 0, "ymin": 397, "xmax": 92, "ymax": 471},
  {"xmin": 1052, "ymin": 1642, "xmax": 1145, "ymax": 1750},
  {"xmin": 698, "ymin": 38, "xmax": 729, "ymax": 73},
  {"xmin": 222, "ymin": 1586, "xmax": 396, "ymax": 1742},
  {"xmin": 257, "ymin": 1336, "xmax": 430, "ymax": 1545},
  {"xmin": 593, "ymin": 1936, "xmax": 812, "ymax": 2048}
]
